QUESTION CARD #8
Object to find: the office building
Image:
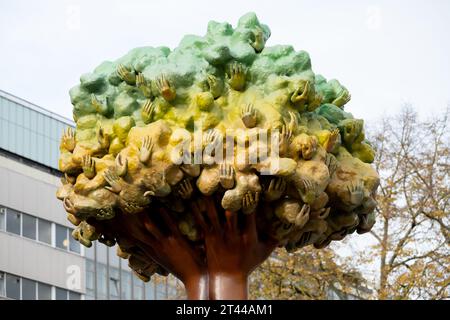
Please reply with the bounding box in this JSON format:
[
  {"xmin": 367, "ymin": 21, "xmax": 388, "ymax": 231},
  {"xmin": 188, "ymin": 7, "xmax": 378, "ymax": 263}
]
[{"xmin": 0, "ymin": 89, "xmax": 177, "ymax": 300}]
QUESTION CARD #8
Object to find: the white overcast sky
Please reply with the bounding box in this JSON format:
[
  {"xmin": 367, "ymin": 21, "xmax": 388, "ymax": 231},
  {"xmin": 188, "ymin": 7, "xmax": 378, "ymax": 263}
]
[{"xmin": 1, "ymin": 0, "xmax": 449, "ymax": 123}]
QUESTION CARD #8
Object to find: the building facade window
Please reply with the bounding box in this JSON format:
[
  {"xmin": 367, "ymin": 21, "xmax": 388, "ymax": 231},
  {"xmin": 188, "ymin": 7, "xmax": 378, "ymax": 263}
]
[
  {"xmin": 22, "ymin": 213, "xmax": 37, "ymax": 240},
  {"xmin": 6, "ymin": 209, "xmax": 21, "ymax": 235},
  {"xmin": 109, "ymin": 267, "xmax": 120, "ymax": 300},
  {"xmin": 145, "ymin": 282, "xmax": 155, "ymax": 300},
  {"xmin": 55, "ymin": 287, "xmax": 68, "ymax": 300},
  {"xmin": 69, "ymin": 229, "xmax": 81, "ymax": 254},
  {"xmin": 21, "ymin": 278, "xmax": 36, "ymax": 300},
  {"xmin": 69, "ymin": 291, "xmax": 81, "ymax": 300},
  {"xmin": 0, "ymin": 272, "xmax": 5, "ymax": 297},
  {"xmin": 121, "ymin": 271, "xmax": 132, "ymax": 300},
  {"xmin": 0, "ymin": 205, "xmax": 82, "ymax": 255},
  {"xmin": 156, "ymin": 279, "xmax": 169, "ymax": 300},
  {"xmin": 37, "ymin": 282, "xmax": 51, "ymax": 300},
  {"xmin": 55, "ymin": 224, "xmax": 69, "ymax": 250},
  {"xmin": 96, "ymin": 263, "xmax": 108, "ymax": 299},
  {"xmin": 0, "ymin": 271, "xmax": 82, "ymax": 300},
  {"xmin": 37, "ymin": 218, "xmax": 52, "ymax": 244},
  {"xmin": 5, "ymin": 274, "xmax": 21, "ymax": 300},
  {"xmin": 133, "ymin": 275, "xmax": 144, "ymax": 300},
  {"xmin": 0, "ymin": 207, "xmax": 5, "ymax": 231},
  {"xmin": 85, "ymin": 260, "xmax": 95, "ymax": 299}
]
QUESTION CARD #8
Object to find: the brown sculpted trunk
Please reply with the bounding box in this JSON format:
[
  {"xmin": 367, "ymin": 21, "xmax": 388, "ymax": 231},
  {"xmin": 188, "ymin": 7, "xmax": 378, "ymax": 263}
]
[
  {"xmin": 209, "ymin": 273, "xmax": 249, "ymax": 299},
  {"xmin": 183, "ymin": 275, "xmax": 209, "ymax": 300},
  {"xmin": 90, "ymin": 196, "xmax": 277, "ymax": 299}
]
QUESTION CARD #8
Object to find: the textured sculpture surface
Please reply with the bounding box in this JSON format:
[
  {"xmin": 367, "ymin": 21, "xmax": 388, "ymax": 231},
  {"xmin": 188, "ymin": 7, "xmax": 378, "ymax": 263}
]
[{"xmin": 57, "ymin": 12, "xmax": 379, "ymax": 299}]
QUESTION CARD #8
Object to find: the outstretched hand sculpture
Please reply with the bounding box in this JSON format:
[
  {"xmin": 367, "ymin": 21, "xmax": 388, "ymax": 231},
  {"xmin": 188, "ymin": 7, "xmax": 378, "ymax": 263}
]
[{"xmin": 57, "ymin": 13, "xmax": 379, "ymax": 299}]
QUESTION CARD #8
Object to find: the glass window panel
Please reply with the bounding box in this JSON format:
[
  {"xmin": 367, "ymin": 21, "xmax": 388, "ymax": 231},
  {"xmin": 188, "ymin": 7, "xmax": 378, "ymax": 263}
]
[
  {"xmin": 86, "ymin": 260, "xmax": 95, "ymax": 297},
  {"xmin": 121, "ymin": 271, "xmax": 131, "ymax": 300},
  {"xmin": 109, "ymin": 267, "xmax": 120, "ymax": 300},
  {"xmin": 21, "ymin": 278, "xmax": 36, "ymax": 300},
  {"xmin": 69, "ymin": 291, "xmax": 81, "ymax": 300},
  {"xmin": 6, "ymin": 99, "xmax": 12, "ymax": 118},
  {"xmin": 6, "ymin": 209, "xmax": 21, "ymax": 235},
  {"xmin": 55, "ymin": 224, "xmax": 68, "ymax": 250},
  {"xmin": 96, "ymin": 243, "xmax": 107, "ymax": 264},
  {"xmin": 38, "ymin": 219, "xmax": 51, "ymax": 244},
  {"xmin": 7, "ymin": 119, "xmax": 14, "ymax": 151},
  {"xmin": 1, "ymin": 119, "xmax": 8, "ymax": 149},
  {"xmin": 42, "ymin": 137, "xmax": 49, "ymax": 166},
  {"xmin": 15, "ymin": 102, "xmax": 23, "ymax": 126},
  {"xmin": 22, "ymin": 213, "xmax": 36, "ymax": 240},
  {"xmin": 46, "ymin": 136, "xmax": 52, "ymax": 165},
  {"xmin": 30, "ymin": 127, "xmax": 37, "ymax": 161},
  {"xmin": 36, "ymin": 133, "xmax": 44, "ymax": 164},
  {"xmin": 8, "ymin": 99, "xmax": 14, "ymax": 117},
  {"xmin": 23, "ymin": 128, "xmax": 31, "ymax": 159},
  {"xmin": 55, "ymin": 287, "xmax": 68, "ymax": 300},
  {"xmin": 85, "ymin": 246, "xmax": 95, "ymax": 260},
  {"xmin": 109, "ymin": 246, "xmax": 120, "ymax": 268},
  {"xmin": 85, "ymin": 293, "xmax": 95, "ymax": 300},
  {"xmin": 69, "ymin": 228, "xmax": 80, "ymax": 254},
  {"xmin": 0, "ymin": 207, "xmax": 5, "ymax": 231},
  {"xmin": 51, "ymin": 121, "xmax": 58, "ymax": 142},
  {"xmin": 44, "ymin": 115, "xmax": 51, "ymax": 138},
  {"xmin": 23, "ymin": 108, "xmax": 30, "ymax": 131},
  {"xmin": 29, "ymin": 110, "xmax": 37, "ymax": 133},
  {"xmin": 0, "ymin": 272, "xmax": 5, "ymax": 297},
  {"xmin": 6, "ymin": 274, "xmax": 20, "ymax": 300},
  {"xmin": 37, "ymin": 112, "xmax": 44, "ymax": 135},
  {"xmin": 38, "ymin": 282, "xmax": 51, "ymax": 300},
  {"xmin": 96, "ymin": 263, "xmax": 107, "ymax": 299},
  {"xmin": 169, "ymin": 281, "xmax": 178, "ymax": 298},
  {"xmin": 133, "ymin": 276, "xmax": 144, "ymax": 300},
  {"xmin": 15, "ymin": 121, "xmax": 24, "ymax": 156},
  {"xmin": 145, "ymin": 282, "xmax": 155, "ymax": 300},
  {"xmin": 86, "ymin": 260, "xmax": 95, "ymax": 272},
  {"xmin": 156, "ymin": 280, "xmax": 168, "ymax": 300},
  {"xmin": 50, "ymin": 139, "xmax": 58, "ymax": 169},
  {"xmin": 0, "ymin": 101, "xmax": 4, "ymax": 120}
]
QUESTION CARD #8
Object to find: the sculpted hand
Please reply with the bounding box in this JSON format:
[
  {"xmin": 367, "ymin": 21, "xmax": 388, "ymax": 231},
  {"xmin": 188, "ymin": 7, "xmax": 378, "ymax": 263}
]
[
  {"xmin": 156, "ymin": 74, "xmax": 176, "ymax": 102},
  {"xmin": 177, "ymin": 179, "xmax": 194, "ymax": 200},
  {"xmin": 348, "ymin": 181, "xmax": 364, "ymax": 206},
  {"xmin": 103, "ymin": 169, "xmax": 122, "ymax": 194},
  {"xmin": 226, "ymin": 62, "xmax": 246, "ymax": 91},
  {"xmin": 299, "ymin": 178, "xmax": 316, "ymax": 204},
  {"xmin": 264, "ymin": 178, "xmax": 286, "ymax": 202},
  {"xmin": 115, "ymin": 154, "xmax": 128, "ymax": 177},
  {"xmin": 141, "ymin": 99, "xmax": 156, "ymax": 124},
  {"xmin": 61, "ymin": 127, "xmax": 76, "ymax": 152},
  {"xmin": 117, "ymin": 64, "xmax": 136, "ymax": 85},
  {"xmin": 240, "ymin": 103, "xmax": 257, "ymax": 128},
  {"xmin": 81, "ymin": 154, "xmax": 96, "ymax": 179},
  {"xmin": 219, "ymin": 163, "xmax": 235, "ymax": 189},
  {"xmin": 291, "ymin": 80, "xmax": 310, "ymax": 105},
  {"xmin": 136, "ymin": 73, "xmax": 153, "ymax": 98},
  {"xmin": 139, "ymin": 136, "xmax": 154, "ymax": 164}
]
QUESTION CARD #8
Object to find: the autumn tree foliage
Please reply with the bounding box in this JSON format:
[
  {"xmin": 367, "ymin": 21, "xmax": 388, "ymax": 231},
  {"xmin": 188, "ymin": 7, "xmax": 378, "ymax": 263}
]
[
  {"xmin": 367, "ymin": 107, "xmax": 449, "ymax": 299},
  {"xmin": 249, "ymin": 247, "xmax": 368, "ymax": 299}
]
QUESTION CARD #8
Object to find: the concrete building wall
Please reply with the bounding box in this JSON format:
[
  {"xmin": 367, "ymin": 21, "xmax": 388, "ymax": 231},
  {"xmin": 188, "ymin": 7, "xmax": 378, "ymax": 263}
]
[
  {"xmin": 0, "ymin": 154, "xmax": 85, "ymax": 295},
  {"xmin": 0, "ymin": 232, "xmax": 85, "ymax": 293},
  {"xmin": 0, "ymin": 155, "xmax": 70, "ymax": 227}
]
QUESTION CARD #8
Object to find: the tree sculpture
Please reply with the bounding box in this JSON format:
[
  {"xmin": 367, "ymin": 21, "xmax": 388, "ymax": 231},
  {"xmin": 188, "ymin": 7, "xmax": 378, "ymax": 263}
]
[{"xmin": 57, "ymin": 13, "xmax": 380, "ymax": 299}]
